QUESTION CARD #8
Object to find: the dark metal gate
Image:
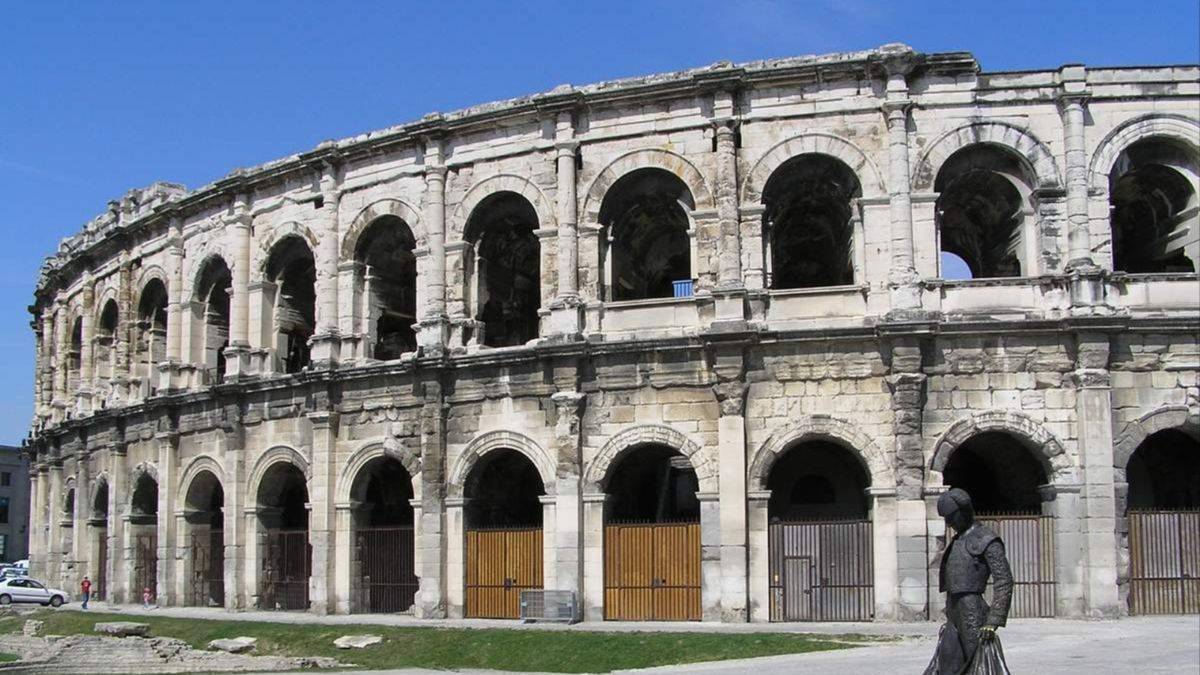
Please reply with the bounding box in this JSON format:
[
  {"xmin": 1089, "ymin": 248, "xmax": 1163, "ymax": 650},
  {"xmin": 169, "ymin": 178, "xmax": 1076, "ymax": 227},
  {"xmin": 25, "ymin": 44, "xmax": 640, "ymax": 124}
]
[
  {"xmin": 133, "ymin": 533, "xmax": 157, "ymax": 599},
  {"xmin": 604, "ymin": 521, "xmax": 701, "ymax": 621},
  {"xmin": 1129, "ymin": 510, "xmax": 1200, "ymax": 615},
  {"xmin": 260, "ymin": 529, "xmax": 310, "ymax": 610},
  {"xmin": 356, "ymin": 526, "xmax": 417, "ymax": 613},
  {"xmin": 464, "ymin": 527, "xmax": 543, "ymax": 619},
  {"xmin": 976, "ymin": 513, "xmax": 1056, "ymax": 618},
  {"xmin": 190, "ymin": 529, "xmax": 225, "ymax": 607},
  {"xmin": 769, "ymin": 520, "xmax": 873, "ymax": 621}
]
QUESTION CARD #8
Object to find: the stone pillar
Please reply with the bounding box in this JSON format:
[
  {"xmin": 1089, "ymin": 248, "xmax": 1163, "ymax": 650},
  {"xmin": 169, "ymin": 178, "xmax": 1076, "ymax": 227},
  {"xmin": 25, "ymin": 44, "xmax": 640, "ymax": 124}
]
[
  {"xmin": 540, "ymin": 495, "xmax": 558, "ymax": 591},
  {"xmin": 746, "ymin": 490, "xmax": 770, "ymax": 622},
  {"xmin": 581, "ymin": 493, "xmax": 606, "ymax": 621},
  {"xmin": 883, "ymin": 87, "xmax": 919, "ymax": 314},
  {"xmin": 1070, "ymin": 331, "xmax": 1122, "ymax": 616},
  {"xmin": 156, "ymin": 431, "xmax": 178, "ymax": 606},
  {"xmin": 698, "ymin": 491, "xmax": 722, "ymax": 621},
  {"xmin": 417, "ymin": 138, "xmax": 449, "ymax": 352},
  {"xmin": 162, "ymin": 219, "xmax": 185, "ymax": 390},
  {"xmin": 444, "ymin": 497, "xmax": 466, "ymax": 618},
  {"xmin": 47, "ymin": 463, "xmax": 63, "ymax": 586},
  {"xmin": 1059, "ymin": 66, "xmax": 1093, "ymax": 271},
  {"xmin": 78, "ymin": 283, "xmax": 96, "ymax": 413},
  {"xmin": 221, "ymin": 423, "xmax": 246, "ymax": 609},
  {"xmin": 869, "ymin": 488, "xmax": 900, "ymax": 621},
  {"xmin": 712, "ymin": 113, "xmax": 746, "ymax": 326},
  {"xmin": 551, "ymin": 391, "xmax": 585, "ymax": 612},
  {"xmin": 53, "ymin": 303, "xmax": 68, "ymax": 409},
  {"xmin": 333, "ymin": 502, "xmax": 354, "ymax": 614},
  {"xmin": 73, "ymin": 453, "xmax": 90, "ymax": 586},
  {"xmin": 414, "ymin": 391, "xmax": 447, "ymax": 618},
  {"xmin": 713, "ymin": 379, "xmax": 748, "ymax": 621},
  {"xmin": 310, "ymin": 164, "xmax": 342, "ymax": 367},
  {"xmin": 27, "ymin": 469, "xmax": 41, "ymax": 574},
  {"xmin": 107, "ymin": 444, "xmax": 127, "ymax": 603},
  {"xmin": 886, "ymin": 336, "xmax": 929, "ymax": 620},
  {"xmin": 307, "ymin": 411, "xmax": 339, "ymax": 614},
  {"xmin": 243, "ymin": 506, "xmax": 260, "ymax": 608},
  {"xmin": 224, "ymin": 196, "xmax": 253, "ymax": 378},
  {"xmin": 549, "ymin": 123, "xmax": 584, "ymax": 337}
]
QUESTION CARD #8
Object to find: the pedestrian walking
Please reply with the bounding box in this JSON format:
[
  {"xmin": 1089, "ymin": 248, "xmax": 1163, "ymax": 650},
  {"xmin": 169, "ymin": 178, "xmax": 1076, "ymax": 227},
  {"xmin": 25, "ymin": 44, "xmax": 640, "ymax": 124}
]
[
  {"xmin": 142, "ymin": 586, "xmax": 153, "ymax": 609},
  {"xmin": 80, "ymin": 576, "xmax": 91, "ymax": 609}
]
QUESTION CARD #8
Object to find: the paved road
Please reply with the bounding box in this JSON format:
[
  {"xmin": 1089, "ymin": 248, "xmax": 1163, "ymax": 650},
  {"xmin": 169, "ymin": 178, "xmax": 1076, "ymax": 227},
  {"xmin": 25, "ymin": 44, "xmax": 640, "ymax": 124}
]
[{"xmin": 75, "ymin": 604, "xmax": 1200, "ymax": 673}]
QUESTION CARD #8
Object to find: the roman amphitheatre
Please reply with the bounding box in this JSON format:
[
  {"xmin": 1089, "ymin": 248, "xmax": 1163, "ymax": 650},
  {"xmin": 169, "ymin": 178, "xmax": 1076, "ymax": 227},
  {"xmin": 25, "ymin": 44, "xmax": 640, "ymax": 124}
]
[{"xmin": 23, "ymin": 43, "xmax": 1199, "ymax": 625}]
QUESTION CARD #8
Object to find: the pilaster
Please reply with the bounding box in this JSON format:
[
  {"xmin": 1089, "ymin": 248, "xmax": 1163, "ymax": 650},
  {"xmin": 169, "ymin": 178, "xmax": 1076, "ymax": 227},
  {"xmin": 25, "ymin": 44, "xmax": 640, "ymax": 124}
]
[
  {"xmin": 306, "ymin": 410, "xmax": 339, "ymax": 614},
  {"xmin": 885, "ymin": 335, "xmax": 929, "ymax": 620},
  {"xmin": 224, "ymin": 195, "xmax": 253, "ymax": 379},
  {"xmin": 880, "ymin": 52, "xmax": 920, "ymax": 315},
  {"xmin": 414, "ymin": 387, "xmax": 447, "ymax": 618},
  {"xmin": 550, "ymin": 391, "xmax": 585, "ymax": 614},
  {"xmin": 417, "ymin": 138, "xmax": 450, "ymax": 353},
  {"xmin": 155, "ymin": 430, "xmax": 179, "ymax": 606},
  {"xmin": 310, "ymin": 162, "xmax": 343, "ymax": 367}
]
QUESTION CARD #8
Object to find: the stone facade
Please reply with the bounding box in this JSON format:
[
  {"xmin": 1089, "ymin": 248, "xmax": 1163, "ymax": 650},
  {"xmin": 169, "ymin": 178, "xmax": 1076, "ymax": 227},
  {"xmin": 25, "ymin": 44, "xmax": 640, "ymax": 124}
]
[{"xmin": 24, "ymin": 45, "xmax": 1200, "ymax": 622}]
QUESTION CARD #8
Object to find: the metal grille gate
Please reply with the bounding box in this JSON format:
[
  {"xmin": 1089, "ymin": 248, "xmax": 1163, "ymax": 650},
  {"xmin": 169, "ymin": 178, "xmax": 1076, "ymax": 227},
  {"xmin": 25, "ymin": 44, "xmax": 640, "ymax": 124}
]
[
  {"xmin": 465, "ymin": 527, "xmax": 542, "ymax": 619},
  {"xmin": 190, "ymin": 530, "xmax": 225, "ymax": 607},
  {"xmin": 1129, "ymin": 510, "xmax": 1200, "ymax": 615},
  {"xmin": 260, "ymin": 529, "xmax": 310, "ymax": 610},
  {"xmin": 604, "ymin": 522, "xmax": 701, "ymax": 621},
  {"xmin": 769, "ymin": 520, "xmax": 873, "ymax": 621},
  {"xmin": 133, "ymin": 533, "xmax": 157, "ymax": 598},
  {"xmin": 976, "ymin": 513, "xmax": 1056, "ymax": 618},
  {"xmin": 356, "ymin": 526, "xmax": 418, "ymax": 613}
]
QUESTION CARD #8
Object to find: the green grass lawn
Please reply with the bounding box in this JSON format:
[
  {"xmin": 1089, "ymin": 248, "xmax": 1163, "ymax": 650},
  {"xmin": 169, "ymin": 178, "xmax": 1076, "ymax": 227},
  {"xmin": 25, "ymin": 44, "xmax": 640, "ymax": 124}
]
[{"xmin": 0, "ymin": 610, "xmax": 863, "ymax": 672}]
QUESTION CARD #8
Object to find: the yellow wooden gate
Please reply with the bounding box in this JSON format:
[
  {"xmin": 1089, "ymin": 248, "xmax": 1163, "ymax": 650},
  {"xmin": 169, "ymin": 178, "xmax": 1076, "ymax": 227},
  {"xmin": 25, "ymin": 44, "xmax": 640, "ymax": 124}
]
[
  {"xmin": 465, "ymin": 527, "xmax": 543, "ymax": 619},
  {"xmin": 604, "ymin": 522, "xmax": 701, "ymax": 621}
]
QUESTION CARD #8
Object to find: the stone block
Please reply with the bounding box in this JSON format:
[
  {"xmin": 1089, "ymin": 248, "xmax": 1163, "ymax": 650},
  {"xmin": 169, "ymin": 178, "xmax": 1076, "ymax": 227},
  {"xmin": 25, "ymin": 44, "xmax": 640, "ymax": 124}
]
[
  {"xmin": 208, "ymin": 637, "xmax": 257, "ymax": 653},
  {"xmin": 335, "ymin": 634, "xmax": 383, "ymax": 649},
  {"xmin": 95, "ymin": 622, "xmax": 151, "ymax": 637}
]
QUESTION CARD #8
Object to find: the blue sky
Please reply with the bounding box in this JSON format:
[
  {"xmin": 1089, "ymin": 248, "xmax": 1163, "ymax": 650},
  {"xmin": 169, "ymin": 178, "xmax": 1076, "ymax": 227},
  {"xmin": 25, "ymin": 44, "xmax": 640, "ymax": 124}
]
[{"xmin": 1, "ymin": 1, "xmax": 1197, "ymax": 444}]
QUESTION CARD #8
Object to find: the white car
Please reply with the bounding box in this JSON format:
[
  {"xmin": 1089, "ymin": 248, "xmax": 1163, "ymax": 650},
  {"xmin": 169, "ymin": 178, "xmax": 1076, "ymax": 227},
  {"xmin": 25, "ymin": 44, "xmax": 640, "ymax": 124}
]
[{"xmin": 0, "ymin": 577, "xmax": 69, "ymax": 607}]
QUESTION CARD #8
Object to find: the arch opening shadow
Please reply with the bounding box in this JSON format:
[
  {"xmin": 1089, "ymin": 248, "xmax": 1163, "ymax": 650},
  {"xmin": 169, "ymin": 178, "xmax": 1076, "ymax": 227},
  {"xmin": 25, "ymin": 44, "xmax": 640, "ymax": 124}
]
[
  {"xmin": 935, "ymin": 145, "xmax": 1033, "ymax": 279},
  {"xmin": 464, "ymin": 192, "xmax": 541, "ymax": 348},
  {"xmin": 605, "ymin": 444, "xmax": 699, "ymax": 523},
  {"xmin": 942, "ymin": 431, "xmax": 1048, "ymax": 514},
  {"xmin": 194, "ymin": 258, "xmax": 232, "ymax": 381},
  {"xmin": 1109, "ymin": 139, "xmax": 1198, "ymax": 274},
  {"xmin": 184, "ymin": 470, "xmax": 225, "ymax": 607},
  {"xmin": 256, "ymin": 462, "xmax": 310, "ymax": 610},
  {"xmin": 762, "ymin": 154, "xmax": 860, "ymax": 290},
  {"xmin": 356, "ymin": 216, "xmax": 417, "ymax": 360},
  {"xmin": 264, "ymin": 237, "xmax": 316, "ymax": 373},
  {"xmin": 351, "ymin": 456, "xmax": 416, "ymax": 613},
  {"xmin": 599, "ymin": 168, "xmax": 694, "ymax": 301},
  {"xmin": 767, "ymin": 440, "xmax": 870, "ymax": 521}
]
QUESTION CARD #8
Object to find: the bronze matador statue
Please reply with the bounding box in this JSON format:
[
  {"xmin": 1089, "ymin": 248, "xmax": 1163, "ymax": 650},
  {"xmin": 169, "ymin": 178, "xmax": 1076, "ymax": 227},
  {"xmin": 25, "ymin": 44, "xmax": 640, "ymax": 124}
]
[{"xmin": 926, "ymin": 487, "xmax": 1014, "ymax": 674}]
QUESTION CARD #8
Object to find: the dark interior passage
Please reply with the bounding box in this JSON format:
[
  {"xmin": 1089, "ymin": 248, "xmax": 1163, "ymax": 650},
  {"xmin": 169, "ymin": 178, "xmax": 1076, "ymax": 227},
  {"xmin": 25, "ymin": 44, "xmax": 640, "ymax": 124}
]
[
  {"xmin": 464, "ymin": 449, "xmax": 544, "ymax": 528},
  {"xmin": 1127, "ymin": 429, "xmax": 1200, "ymax": 510},
  {"xmin": 605, "ymin": 444, "xmax": 700, "ymax": 523},
  {"xmin": 767, "ymin": 440, "xmax": 870, "ymax": 521},
  {"xmin": 943, "ymin": 432, "xmax": 1048, "ymax": 513}
]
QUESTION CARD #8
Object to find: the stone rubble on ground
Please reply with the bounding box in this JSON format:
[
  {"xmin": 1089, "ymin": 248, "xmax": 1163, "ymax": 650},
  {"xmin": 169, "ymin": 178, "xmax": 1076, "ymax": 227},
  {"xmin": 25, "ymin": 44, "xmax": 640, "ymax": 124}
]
[
  {"xmin": 23, "ymin": 620, "xmax": 44, "ymax": 637},
  {"xmin": 333, "ymin": 634, "xmax": 383, "ymax": 649},
  {"xmin": 207, "ymin": 636, "xmax": 257, "ymax": 653},
  {"xmin": 93, "ymin": 621, "xmax": 151, "ymax": 637}
]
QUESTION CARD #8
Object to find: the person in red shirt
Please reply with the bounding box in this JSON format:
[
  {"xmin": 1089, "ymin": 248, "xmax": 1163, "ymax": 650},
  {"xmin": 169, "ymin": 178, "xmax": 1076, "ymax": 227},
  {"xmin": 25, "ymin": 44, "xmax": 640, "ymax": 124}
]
[{"xmin": 80, "ymin": 577, "xmax": 91, "ymax": 610}]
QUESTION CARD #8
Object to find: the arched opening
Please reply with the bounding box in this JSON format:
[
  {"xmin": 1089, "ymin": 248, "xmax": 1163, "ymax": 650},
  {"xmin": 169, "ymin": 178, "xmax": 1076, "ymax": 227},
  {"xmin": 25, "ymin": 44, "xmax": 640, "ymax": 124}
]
[
  {"xmin": 136, "ymin": 279, "xmax": 168, "ymax": 393},
  {"xmin": 129, "ymin": 472, "xmax": 159, "ymax": 600},
  {"xmin": 96, "ymin": 300, "xmax": 119, "ymax": 387},
  {"xmin": 599, "ymin": 168, "xmax": 694, "ymax": 301},
  {"xmin": 89, "ymin": 479, "xmax": 109, "ymax": 600},
  {"xmin": 350, "ymin": 456, "xmax": 416, "ymax": 613},
  {"xmin": 256, "ymin": 462, "xmax": 310, "ymax": 610},
  {"xmin": 68, "ymin": 317, "xmax": 83, "ymax": 392},
  {"xmin": 1124, "ymin": 428, "xmax": 1200, "ymax": 615},
  {"xmin": 935, "ymin": 145, "xmax": 1034, "ymax": 279},
  {"xmin": 1109, "ymin": 139, "xmax": 1198, "ymax": 273},
  {"xmin": 183, "ymin": 470, "xmax": 225, "ymax": 607},
  {"xmin": 263, "ymin": 237, "xmax": 316, "ymax": 373},
  {"xmin": 463, "ymin": 449, "xmax": 544, "ymax": 618},
  {"xmin": 603, "ymin": 444, "xmax": 701, "ymax": 621},
  {"xmin": 194, "ymin": 257, "xmax": 232, "ymax": 382},
  {"xmin": 942, "ymin": 431, "xmax": 1055, "ymax": 618},
  {"xmin": 765, "ymin": 440, "xmax": 873, "ymax": 621},
  {"xmin": 464, "ymin": 193, "xmax": 541, "ymax": 348},
  {"xmin": 355, "ymin": 216, "xmax": 417, "ymax": 360},
  {"xmin": 762, "ymin": 154, "xmax": 860, "ymax": 289}
]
